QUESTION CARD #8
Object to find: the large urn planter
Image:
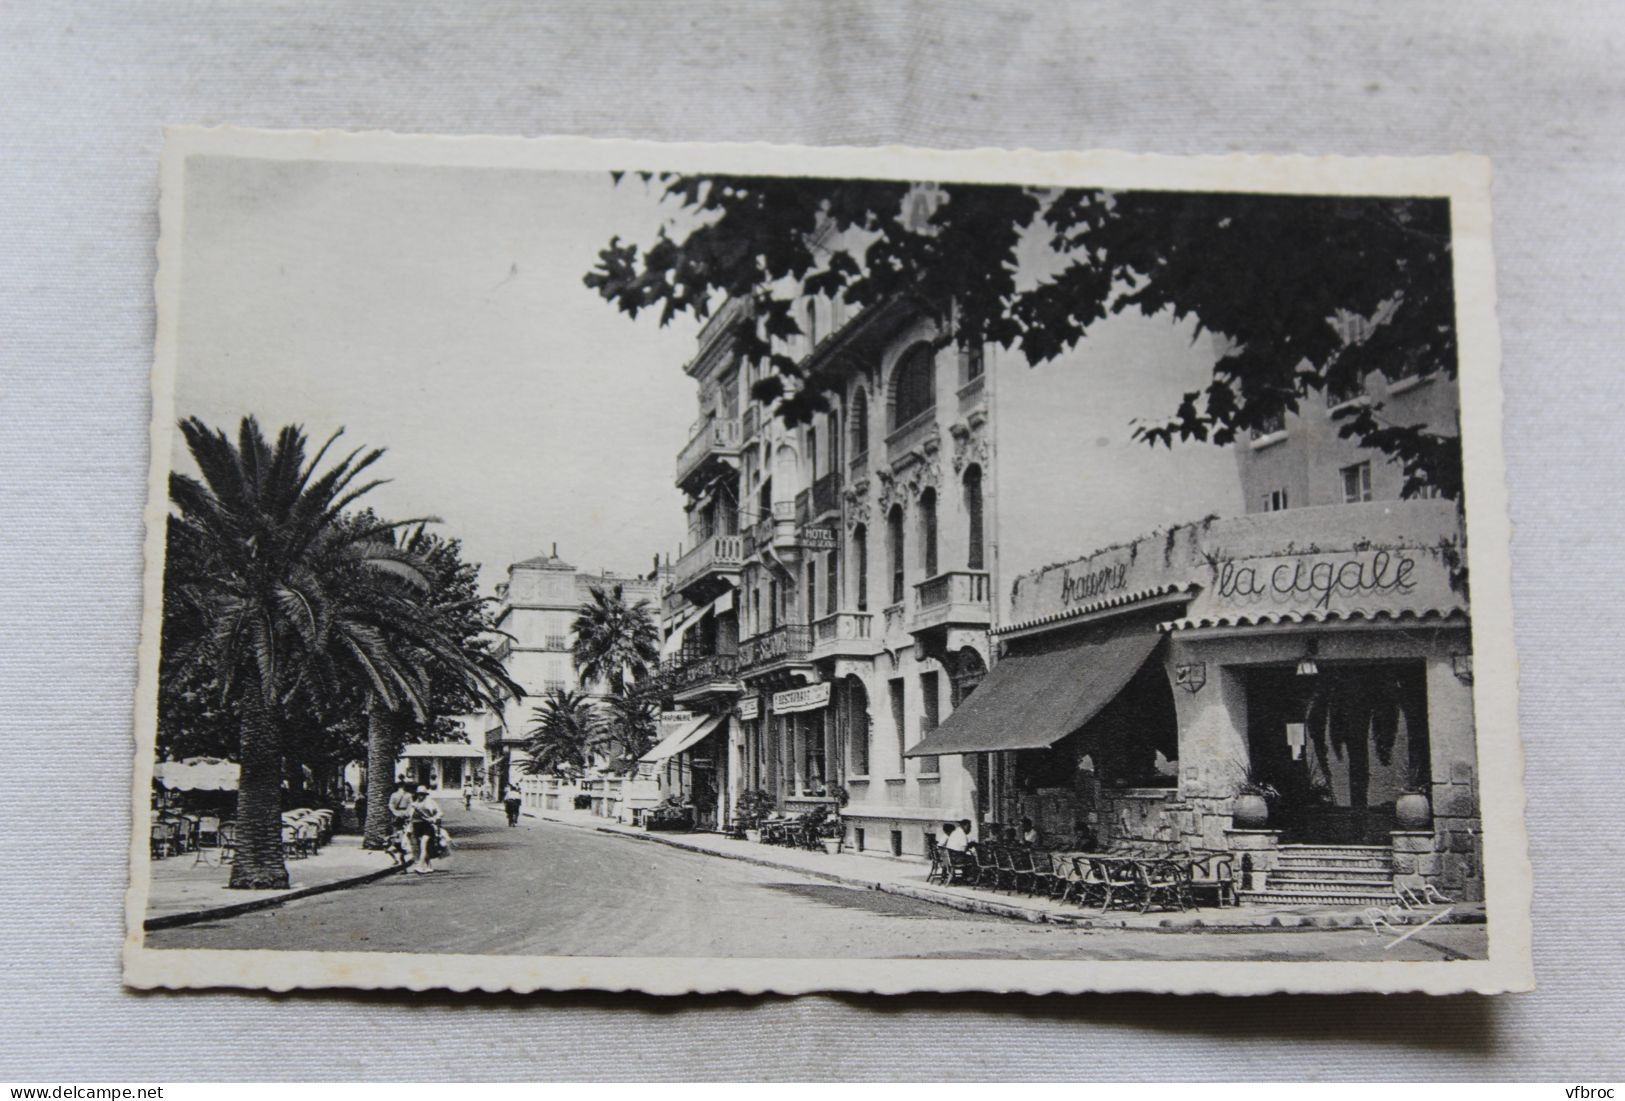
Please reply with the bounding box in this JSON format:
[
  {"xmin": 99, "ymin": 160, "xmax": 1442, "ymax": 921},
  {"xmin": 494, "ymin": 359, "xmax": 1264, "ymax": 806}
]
[
  {"xmin": 744, "ymin": 828, "xmax": 763, "ymax": 844},
  {"xmin": 1396, "ymin": 791, "xmax": 1433, "ymax": 830},
  {"xmin": 1232, "ymin": 793, "xmax": 1271, "ymax": 830},
  {"xmin": 820, "ymin": 837, "xmax": 843, "ymax": 855}
]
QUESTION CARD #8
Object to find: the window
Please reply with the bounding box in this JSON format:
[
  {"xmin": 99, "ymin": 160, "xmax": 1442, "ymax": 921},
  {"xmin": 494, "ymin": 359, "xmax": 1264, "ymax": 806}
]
[
  {"xmin": 963, "ymin": 465, "xmax": 984, "ymax": 571},
  {"xmin": 1250, "ymin": 410, "xmax": 1286, "ymax": 440},
  {"xmin": 825, "ymin": 550, "xmax": 839, "ymax": 617},
  {"xmin": 807, "ymin": 427, "xmax": 817, "ymax": 481},
  {"xmin": 919, "ymin": 488, "xmax": 938, "ymax": 578},
  {"xmin": 803, "ymin": 715, "xmax": 826, "ymax": 795},
  {"xmin": 1326, "ymin": 371, "xmax": 1365, "ymax": 408},
  {"xmin": 849, "ymin": 387, "xmax": 869, "ymax": 461},
  {"xmin": 918, "ymin": 671, "xmax": 940, "ymax": 774},
  {"xmin": 827, "ymin": 409, "xmax": 841, "ymax": 474},
  {"xmin": 889, "ymin": 679, "xmax": 906, "ymax": 770},
  {"xmin": 962, "ymin": 341, "xmax": 984, "ymax": 384},
  {"xmin": 891, "ymin": 344, "xmax": 936, "ymax": 430},
  {"xmin": 853, "ymin": 524, "xmax": 868, "ymax": 612},
  {"xmin": 768, "ymin": 578, "xmax": 779, "ymax": 630},
  {"xmin": 887, "ymin": 505, "xmax": 906, "ymax": 605},
  {"xmin": 845, "ymin": 679, "xmax": 870, "ymax": 776},
  {"xmin": 804, "ymin": 298, "xmax": 818, "ymax": 348},
  {"xmin": 1341, "ymin": 462, "xmax": 1373, "ymax": 503},
  {"xmin": 1262, "ymin": 488, "xmax": 1290, "ymax": 512},
  {"xmin": 805, "ymin": 560, "xmax": 816, "ymax": 625}
]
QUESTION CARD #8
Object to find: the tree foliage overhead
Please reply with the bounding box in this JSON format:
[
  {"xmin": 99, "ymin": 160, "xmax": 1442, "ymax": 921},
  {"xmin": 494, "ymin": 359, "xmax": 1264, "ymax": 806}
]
[{"xmin": 585, "ymin": 175, "xmax": 1462, "ymax": 499}]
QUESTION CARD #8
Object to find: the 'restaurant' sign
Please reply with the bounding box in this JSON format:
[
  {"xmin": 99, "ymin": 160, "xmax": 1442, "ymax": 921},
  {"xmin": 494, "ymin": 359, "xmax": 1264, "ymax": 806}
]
[
  {"xmin": 659, "ymin": 710, "xmax": 697, "ymax": 735},
  {"xmin": 737, "ymin": 696, "xmax": 760, "ymax": 721},
  {"xmin": 800, "ymin": 525, "xmax": 838, "ymax": 550},
  {"xmin": 771, "ymin": 682, "xmax": 831, "ymax": 714}
]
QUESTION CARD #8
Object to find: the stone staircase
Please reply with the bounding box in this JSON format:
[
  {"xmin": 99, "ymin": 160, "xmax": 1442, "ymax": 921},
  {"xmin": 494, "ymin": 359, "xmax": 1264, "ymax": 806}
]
[{"xmin": 1238, "ymin": 844, "xmax": 1400, "ymax": 906}]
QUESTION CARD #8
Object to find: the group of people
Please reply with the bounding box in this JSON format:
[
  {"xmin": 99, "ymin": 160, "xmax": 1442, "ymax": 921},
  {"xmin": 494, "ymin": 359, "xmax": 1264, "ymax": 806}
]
[
  {"xmin": 386, "ymin": 780, "xmax": 447, "ymax": 874},
  {"xmin": 940, "ymin": 817, "xmax": 1099, "ymax": 853}
]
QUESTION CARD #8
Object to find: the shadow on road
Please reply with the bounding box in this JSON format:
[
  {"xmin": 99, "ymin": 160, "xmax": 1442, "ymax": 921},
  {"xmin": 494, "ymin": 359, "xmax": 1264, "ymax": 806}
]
[{"xmin": 758, "ymin": 881, "xmax": 996, "ymax": 922}]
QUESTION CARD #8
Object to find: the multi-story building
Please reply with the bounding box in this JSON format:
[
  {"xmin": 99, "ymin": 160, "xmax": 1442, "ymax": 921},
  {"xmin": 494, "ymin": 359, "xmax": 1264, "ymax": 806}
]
[
  {"xmin": 485, "ymin": 546, "xmax": 663, "ymax": 817},
  {"xmin": 660, "ymin": 199, "xmax": 1477, "ymax": 903},
  {"xmin": 910, "ymin": 346, "xmax": 1479, "ymax": 903}
]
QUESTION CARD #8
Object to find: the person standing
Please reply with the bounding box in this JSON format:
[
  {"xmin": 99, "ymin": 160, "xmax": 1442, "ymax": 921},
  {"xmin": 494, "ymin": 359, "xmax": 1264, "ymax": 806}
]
[
  {"xmin": 503, "ymin": 783, "xmax": 523, "ymax": 827},
  {"xmin": 387, "ymin": 778, "xmax": 415, "ymax": 863},
  {"xmin": 408, "ymin": 786, "xmax": 443, "ymax": 874},
  {"xmin": 462, "ymin": 783, "xmax": 473, "ymax": 811}
]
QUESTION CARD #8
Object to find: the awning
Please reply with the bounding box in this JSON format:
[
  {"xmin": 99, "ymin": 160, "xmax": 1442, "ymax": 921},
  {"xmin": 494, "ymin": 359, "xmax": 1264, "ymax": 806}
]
[
  {"xmin": 153, "ymin": 757, "xmax": 239, "ymax": 791},
  {"xmin": 639, "ymin": 711, "xmax": 728, "ymax": 763},
  {"xmin": 399, "ymin": 743, "xmax": 486, "ymax": 759},
  {"xmin": 904, "ymin": 626, "xmax": 1164, "ymax": 757}
]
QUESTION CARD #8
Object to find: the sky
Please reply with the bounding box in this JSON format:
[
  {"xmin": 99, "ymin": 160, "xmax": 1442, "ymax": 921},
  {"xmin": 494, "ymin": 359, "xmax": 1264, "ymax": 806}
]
[
  {"xmin": 169, "ymin": 153, "xmax": 1246, "ymax": 599},
  {"xmin": 173, "ymin": 156, "xmax": 701, "ymax": 590}
]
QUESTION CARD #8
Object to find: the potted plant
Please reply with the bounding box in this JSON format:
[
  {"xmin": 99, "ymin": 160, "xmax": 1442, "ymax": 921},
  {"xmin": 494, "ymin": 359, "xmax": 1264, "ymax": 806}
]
[
  {"xmin": 735, "ymin": 788, "xmax": 774, "ymax": 842},
  {"xmin": 811, "ymin": 805, "xmax": 844, "ymax": 854},
  {"xmin": 1396, "ymin": 767, "xmax": 1433, "ymax": 830},
  {"xmin": 1232, "ymin": 767, "xmax": 1278, "ymax": 830}
]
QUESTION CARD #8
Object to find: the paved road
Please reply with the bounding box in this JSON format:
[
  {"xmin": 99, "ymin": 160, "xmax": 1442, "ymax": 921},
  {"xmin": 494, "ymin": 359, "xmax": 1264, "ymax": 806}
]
[{"xmin": 148, "ymin": 805, "xmax": 1488, "ymax": 961}]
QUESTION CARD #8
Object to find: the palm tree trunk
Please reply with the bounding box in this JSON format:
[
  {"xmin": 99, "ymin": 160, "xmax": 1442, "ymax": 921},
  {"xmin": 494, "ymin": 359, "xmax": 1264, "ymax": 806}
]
[
  {"xmin": 363, "ymin": 706, "xmax": 407, "ymax": 849},
  {"xmin": 228, "ymin": 674, "xmax": 290, "ymax": 890}
]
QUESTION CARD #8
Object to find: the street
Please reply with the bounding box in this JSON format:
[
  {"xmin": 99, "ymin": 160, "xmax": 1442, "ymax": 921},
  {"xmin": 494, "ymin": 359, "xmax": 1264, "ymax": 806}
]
[{"xmin": 147, "ymin": 805, "xmax": 1488, "ymax": 961}]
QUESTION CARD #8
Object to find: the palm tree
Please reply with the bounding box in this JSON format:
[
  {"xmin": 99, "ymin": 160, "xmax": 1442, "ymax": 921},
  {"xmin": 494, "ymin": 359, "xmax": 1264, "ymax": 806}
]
[
  {"xmin": 167, "ymin": 416, "xmax": 518, "ymax": 887},
  {"xmin": 523, "ymin": 688, "xmax": 602, "ymax": 778},
  {"xmin": 596, "ymin": 691, "xmax": 661, "ymax": 770},
  {"xmin": 571, "ymin": 583, "xmax": 660, "ymax": 697}
]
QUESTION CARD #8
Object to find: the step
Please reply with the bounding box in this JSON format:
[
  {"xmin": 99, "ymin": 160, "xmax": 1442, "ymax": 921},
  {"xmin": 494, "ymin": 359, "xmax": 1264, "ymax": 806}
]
[
  {"xmin": 1277, "ymin": 855, "xmax": 1392, "ymax": 868},
  {"xmin": 1278, "ymin": 845, "xmax": 1393, "ymax": 856},
  {"xmin": 1239, "ymin": 888, "xmax": 1399, "ymax": 906},
  {"xmin": 1268, "ymin": 876, "xmax": 1396, "ymax": 891},
  {"xmin": 1272, "ymin": 862, "xmax": 1394, "ymax": 876}
]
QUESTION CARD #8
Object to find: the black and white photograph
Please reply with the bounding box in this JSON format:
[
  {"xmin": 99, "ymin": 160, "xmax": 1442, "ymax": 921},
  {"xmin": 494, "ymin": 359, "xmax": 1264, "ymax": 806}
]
[{"xmin": 124, "ymin": 129, "xmax": 1528, "ymax": 996}]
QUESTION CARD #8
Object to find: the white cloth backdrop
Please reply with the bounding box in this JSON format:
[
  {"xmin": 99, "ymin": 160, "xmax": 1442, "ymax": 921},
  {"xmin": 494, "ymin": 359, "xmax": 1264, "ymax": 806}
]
[{"xmin": 2, "ymin": 0, "xmax": 1621, "ymax": 1081}]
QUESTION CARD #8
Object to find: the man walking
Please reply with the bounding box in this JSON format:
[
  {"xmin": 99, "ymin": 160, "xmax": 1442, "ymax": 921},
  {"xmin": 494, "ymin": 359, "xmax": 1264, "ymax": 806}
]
[{"xmin": 503, "ymin": 783, "xmax": 524, "ymax": 827}]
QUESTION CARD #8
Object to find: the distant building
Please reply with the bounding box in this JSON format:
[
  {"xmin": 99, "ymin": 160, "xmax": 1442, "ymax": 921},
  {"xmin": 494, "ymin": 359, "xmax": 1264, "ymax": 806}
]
[{"xmin": 484, "ymin": 546, "xmax": 664, "ymax": 814}]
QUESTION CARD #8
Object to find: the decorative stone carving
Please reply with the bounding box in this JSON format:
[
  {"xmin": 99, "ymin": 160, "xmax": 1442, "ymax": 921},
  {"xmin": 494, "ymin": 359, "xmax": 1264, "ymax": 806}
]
[
  {"xmin": 843, "ymin": 477, "xmax": 871, "ymax": 530},
  {"xmin": 950, "ymin": 411, "xmax": 990, "ymax": 475}
]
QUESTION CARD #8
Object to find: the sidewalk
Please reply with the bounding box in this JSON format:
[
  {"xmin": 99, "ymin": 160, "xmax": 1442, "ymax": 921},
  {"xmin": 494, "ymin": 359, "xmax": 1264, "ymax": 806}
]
[
  {"xmin": 525, "ymin": 805, "xmax": 1486, "ymax": 932},
  {"xmin": 143, "ymin": 834, "xmax": 402, "ymax": 931}
]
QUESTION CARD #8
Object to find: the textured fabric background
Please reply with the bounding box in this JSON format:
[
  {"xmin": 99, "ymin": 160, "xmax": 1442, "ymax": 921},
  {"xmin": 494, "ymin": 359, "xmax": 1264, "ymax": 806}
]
[{"xmin": 2, "ymin": 0, "xmax": 1621, "ymax": 1081}]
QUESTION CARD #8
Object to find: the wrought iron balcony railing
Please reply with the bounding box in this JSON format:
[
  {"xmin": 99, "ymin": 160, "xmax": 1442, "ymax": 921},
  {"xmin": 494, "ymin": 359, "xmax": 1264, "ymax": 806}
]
[
  {"xmin": 811, "ymin": 470, "xmax": 842, "ymax": 518},
  {"xmin": 738, "ymin": 623, "xmax": 812, "ymax": 670},
  {"xmin": 675, "ymin": 417, "xmax": 742, "ymax": 489},
  {"xmin": 672, "ymin": 533, "xmax": 746, "ymax": 593}
]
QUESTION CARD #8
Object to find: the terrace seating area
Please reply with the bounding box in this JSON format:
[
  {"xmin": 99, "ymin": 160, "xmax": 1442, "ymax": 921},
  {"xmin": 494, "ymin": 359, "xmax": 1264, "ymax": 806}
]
[
  {"xmin": 925, "ymin": 835, "xmax": 1237, "ymax": 915},
  {"xmin": 148, "ymin": 807, "xmax": 337, "ymax": 864}
]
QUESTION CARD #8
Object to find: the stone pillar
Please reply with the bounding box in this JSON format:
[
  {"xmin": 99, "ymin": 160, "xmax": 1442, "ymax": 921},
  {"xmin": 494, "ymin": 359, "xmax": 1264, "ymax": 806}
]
[
  {"xmin": 1426, "ymin": 651, "xmax": 1482, "ymax": 901},
  {"xmin": 1169, "ymin": 650, "xmax": 1252, "ymax": 851},
  {"xmin": 1223, "ymin": 828, "xmax": 1282, "ymax": 888}
]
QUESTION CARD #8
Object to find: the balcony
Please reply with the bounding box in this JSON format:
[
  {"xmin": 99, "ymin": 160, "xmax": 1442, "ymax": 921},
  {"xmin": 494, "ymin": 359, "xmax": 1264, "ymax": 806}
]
[
  {"xmin": 811, "ymin": 470, "xmax": 842, "ymax": 519},
  {"xmin": 672, "ymin": 533, "xmax": 746, "ymax": 603},
  {"xmin": 750, "ymin": 500, "xmax": 800, "ymax": 557},
  {"xmin": 910, "ymin": 570, "xmax": 992, "ymax": 636},
  {"xmin": 808, "ymin": 612, "xmax": 881, "ymax": 661},
  {"xmin": 738, "ymin": 623, "xmax": 813, "ymax": 674},
  {"xmin": 675, "ymin": 417, "xmax": 742, "ymax": 493},
  {"xmin": 795, "ymin": 488, "xmax": 812, "ymax": 527},
  {"xmin": 886, "ymin": 410, "xmax": 938, "ymax": 466},
  {"xmin": 664, "ymin": 651, "xmax": 742, "ymax": 703},
  {"xmin": 742, "ymin": 405, "xmax": 760, "ymax": 441},
  {"xmin": 957, "ymin": 372, "xmax": 986, "ymax": 415}
]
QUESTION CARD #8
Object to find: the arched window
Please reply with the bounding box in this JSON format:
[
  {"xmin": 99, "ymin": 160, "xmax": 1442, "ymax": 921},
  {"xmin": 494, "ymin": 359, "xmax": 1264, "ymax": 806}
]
[
  {"xmin": 918, "ymin": 488, "xmax": 938, "ymax": 578},
  {"xmin": 890, "ymin": 344, "xmax": 936, "ymax": 431},
  {"xmin": 852, "ymin": 523, "xmax": 868, "ymax": 612},
  {"xmin": 849, "ymin": 388, "xmax": 870, "ymax": 460},
  {"xmin": 887, "ymin": 505, "xmax": 906, "ymax": 605},
  {"xmin": 963, "ymin": 465, "xmax": 984, "ymax": 571}
]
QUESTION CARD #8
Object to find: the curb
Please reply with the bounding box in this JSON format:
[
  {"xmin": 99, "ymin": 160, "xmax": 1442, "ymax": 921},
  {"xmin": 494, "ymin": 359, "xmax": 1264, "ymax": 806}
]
[
  {"xmin": 551, "ymin": 816, "xmax": 1486, "ymax": 933},
  {"xmin": 144, "ymin": 862, "xmax": 404, "ymax": 932}
]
